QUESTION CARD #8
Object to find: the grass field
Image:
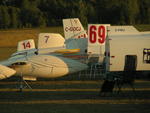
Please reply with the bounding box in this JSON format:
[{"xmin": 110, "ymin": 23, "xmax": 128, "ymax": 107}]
[
  {"xmin": 1, "ymin": 104, "xmax": 149, "ymax": 113},
  {"xmin": 134, "ymin": 24, "xmax": 150, "ymax": 31},
  {"xmin": 0, "ymin": 80, "xmax": 150, "ymax": 113},
  {"xmin": 0, "ymin": 47, "xmax": 16, "ymax": 60}
]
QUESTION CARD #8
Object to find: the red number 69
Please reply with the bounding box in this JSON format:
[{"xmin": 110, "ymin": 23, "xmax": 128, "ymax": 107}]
[{"xmin": 89, "ymin": 25, "xmax": 106, "ymax": 44}]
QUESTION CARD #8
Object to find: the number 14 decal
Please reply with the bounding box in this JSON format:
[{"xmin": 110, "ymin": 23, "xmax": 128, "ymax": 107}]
[{"xmin": 22, "ymin": 41, "xmax": 31, "ymax": 49}]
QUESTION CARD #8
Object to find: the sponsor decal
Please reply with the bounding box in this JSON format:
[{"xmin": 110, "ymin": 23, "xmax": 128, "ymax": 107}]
[
  {"xmin": 65, "ymin": 27, "xmax": 81, "ymax": 32},
  {"xmin": 143, "ymin": 48, "xmax": 150, "ymax": 63}
]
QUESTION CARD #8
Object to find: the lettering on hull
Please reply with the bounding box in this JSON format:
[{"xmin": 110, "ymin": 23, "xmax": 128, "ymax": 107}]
[{"xmin": 143, "ymin": 48, "xmax": 150, "ymax": 63}]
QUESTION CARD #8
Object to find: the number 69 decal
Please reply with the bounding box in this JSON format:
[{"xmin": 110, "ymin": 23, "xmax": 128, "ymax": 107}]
[{"xmin": 88, "ymin": 24, "xmax": 109, "ymax": 45}]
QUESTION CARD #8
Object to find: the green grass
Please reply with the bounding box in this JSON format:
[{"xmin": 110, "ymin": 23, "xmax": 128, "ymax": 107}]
[
  {"xmin": 38, "ymin": 27, "xmax": 64, "ymax": 36},
  {"xmin": 1, "ymin": 104, "xmax": 149, "ymax": 113},
  {"xmin": 134, "ymin": 24, "xmax": 150, "ymax": 31},
  {"xmin": 0, "ymin": 80, "xmax": 150, "ymax": 113},
  {"xmin": 0, "ymin": 47, "xmax": 16, "ymax": 60}
]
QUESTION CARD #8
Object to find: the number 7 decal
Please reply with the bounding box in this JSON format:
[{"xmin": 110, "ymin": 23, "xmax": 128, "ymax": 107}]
[{"xmin": 45, "ymin": 36, "xmax": 49, "ymax": 43}]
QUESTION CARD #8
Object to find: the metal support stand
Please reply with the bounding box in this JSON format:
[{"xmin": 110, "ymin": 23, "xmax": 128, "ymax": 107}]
[{"xmin": 19, "ymin": 68, "xmax": 32, "ymax": 92}]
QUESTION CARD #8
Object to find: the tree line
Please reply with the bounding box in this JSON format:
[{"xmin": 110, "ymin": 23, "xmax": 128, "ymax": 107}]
[{"xmin": 0, "ymin": 0, "xmax": 149, "ymax": 29}]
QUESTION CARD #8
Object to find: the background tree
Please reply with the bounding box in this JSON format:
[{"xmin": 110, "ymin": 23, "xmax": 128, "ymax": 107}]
[
  {"xmin": 0, "ymin": 6, "xmax": 10, "ymax": 28},
  {"xmin": 9, "ymin": 7, "xmax": 20, "ymax": 28},
  {"xmin": 0, "ymin": 0, "xmax": 149, "ymax": 29},
  {"xmin": 127, "ymin": 0, "xmax": 139, "ymax": 24},
  {"xmin": 139, "ymin": 0, "xmax": 150, "ymax": 24}
]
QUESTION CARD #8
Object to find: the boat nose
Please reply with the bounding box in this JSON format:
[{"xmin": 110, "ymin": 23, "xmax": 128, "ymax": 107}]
[{"xmin": 0, "ymin": 65, "xmax": 16, "ymax": 80}]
